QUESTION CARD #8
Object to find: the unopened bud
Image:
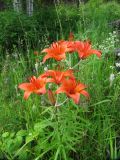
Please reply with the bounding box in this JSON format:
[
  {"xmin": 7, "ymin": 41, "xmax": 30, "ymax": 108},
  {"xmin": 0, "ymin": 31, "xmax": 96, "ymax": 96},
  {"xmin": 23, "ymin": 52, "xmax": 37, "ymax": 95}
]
[{"xmin": 48, "ymin": 89, "xmax": 56, "ymax": 106}]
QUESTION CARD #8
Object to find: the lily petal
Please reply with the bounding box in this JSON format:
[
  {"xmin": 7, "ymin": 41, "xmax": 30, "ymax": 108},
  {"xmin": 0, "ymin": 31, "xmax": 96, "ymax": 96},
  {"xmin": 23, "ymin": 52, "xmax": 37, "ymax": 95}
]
[
  {"xmin": 80, "ymin": 90, "xmax": 89, "ymax": 99},
  {"xmin": 43, "ymin": 54, "xmax": 52, "ymax": 63},
  {"xmin": 69, "ymin": 93, "xmax": 80, "ymax": 104},
  {"xmin": 18, "ymin": 83, "xmax": 33, "ymax": 91},
  {"xmin": 89, "ymin": 49, "xmax": 101, "ymax": 58},
  {"xmin": 56, "ymin": 86, "xmax": 66, "ymax": 94},
  {"xmin": 24, "ymin": 91, "xmax": 32, "ymax": 100}
]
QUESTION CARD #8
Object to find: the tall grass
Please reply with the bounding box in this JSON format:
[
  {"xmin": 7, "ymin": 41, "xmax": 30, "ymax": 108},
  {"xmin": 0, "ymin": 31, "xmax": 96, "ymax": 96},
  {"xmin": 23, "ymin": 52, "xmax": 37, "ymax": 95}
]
[{"xmin": 0, "ymin": 1, "xmax": 120, "ymax": 159}]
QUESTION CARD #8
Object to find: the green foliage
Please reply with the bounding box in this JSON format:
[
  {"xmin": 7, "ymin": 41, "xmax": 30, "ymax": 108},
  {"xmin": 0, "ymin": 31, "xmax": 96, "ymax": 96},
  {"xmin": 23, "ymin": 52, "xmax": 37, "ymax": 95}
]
[
  {"xmin": 0, "ymin": 1, "xmax": 120, "ymax": 160},
  {"xmin": 77, "ymin": 1, "xmax": 120, "ymax": 43},
  {"xmin": 0, "ymin": 5, "xmax": 79, "ymax": 54},
  {"xmin": 0, "ymin": 106, "xmax": 91, "ymax": 160},
  {"xmin": 0, "ymin": 1, "xmax": 120, "ymax": 54},
  {"xmin": 0, "ymin": 33, "xmax": 120, "ymax": 159},
  {"xmin": 85, "ymin": 1, "xmax": 120, "ymax": 23},
  {"xmin": 0, "ymin": 11, "xmax": 39, "ymax": 53}
]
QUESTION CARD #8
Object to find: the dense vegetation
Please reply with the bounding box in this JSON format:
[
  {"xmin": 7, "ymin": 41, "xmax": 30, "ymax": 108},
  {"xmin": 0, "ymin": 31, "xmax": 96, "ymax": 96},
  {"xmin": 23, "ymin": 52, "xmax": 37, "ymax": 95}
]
[
  {"xmin": 0, "ymin": 1, "xmax": 120, "ymax": 159},
  {"xmin": 0, "ymin": 1, "xmax": 120, "ymax": 53}
]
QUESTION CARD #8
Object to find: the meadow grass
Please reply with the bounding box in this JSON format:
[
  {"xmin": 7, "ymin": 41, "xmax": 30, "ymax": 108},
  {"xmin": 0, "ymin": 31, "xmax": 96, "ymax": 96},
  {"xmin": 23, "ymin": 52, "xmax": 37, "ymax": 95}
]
[{"xmin": 0, "ymin": 1, "xmax": 120, "ymax": 160}]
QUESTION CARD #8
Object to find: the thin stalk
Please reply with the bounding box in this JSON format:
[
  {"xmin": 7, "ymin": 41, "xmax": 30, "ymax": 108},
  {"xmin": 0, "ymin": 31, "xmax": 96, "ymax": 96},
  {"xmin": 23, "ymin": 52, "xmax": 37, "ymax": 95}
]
[
  {"xmin": 55, "ymin": 98, "xmax": 68, "ymax": 107},
  {"xmin": 55, "ymin": 94, "xmax": 59, "ymax": 107},
  {"xmin": 72, "ymin": 60, "xmax": 81, "ymax": 69}
]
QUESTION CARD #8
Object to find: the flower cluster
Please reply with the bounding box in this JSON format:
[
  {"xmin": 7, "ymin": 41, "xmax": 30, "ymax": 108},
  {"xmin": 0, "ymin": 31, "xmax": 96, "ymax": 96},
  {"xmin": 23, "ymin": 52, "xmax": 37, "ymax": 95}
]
[
  {"xmin": 41, "ymin": 35, "xmax": 101, "ymax": 62},
  {"xmin": 19, "ymin": 33, "xmax": 101, "ymax": 105},
  {"xmin": 98, "ymin": 31, "xmax": 119, "ymax": 54}
]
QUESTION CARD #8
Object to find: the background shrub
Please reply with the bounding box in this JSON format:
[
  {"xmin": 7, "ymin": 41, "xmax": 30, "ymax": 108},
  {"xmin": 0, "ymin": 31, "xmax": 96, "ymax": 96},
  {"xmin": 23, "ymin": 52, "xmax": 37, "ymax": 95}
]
[
  {"xmin": 0, "ymin": 1, "xmax": 120, "ymax": 54},
  {"xmin": 0, "ymin": 5, "xmax": 79, "ymax": 54}
]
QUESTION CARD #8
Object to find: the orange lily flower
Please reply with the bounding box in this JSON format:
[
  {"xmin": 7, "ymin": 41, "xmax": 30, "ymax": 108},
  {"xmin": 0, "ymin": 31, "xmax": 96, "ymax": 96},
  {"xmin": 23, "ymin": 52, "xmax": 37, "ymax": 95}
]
[
  {"xmin": 74, "ymin": 40, "xmax": 101, "ymax": 59},
  {"xmin": 41, "ymin": 42, "xmax": 68, "ymax": 63},
  {"xmin": 40, "ymin": 69, "xmax": 75, "ymax": 85},
  {"xmin": 18, "ymin": 76, "xmax": 46, "ymax": 100},
  {"xmin": 57, "ymin": 33, "xmax": 74, "ymax": 52},
  {"xmin": 58, "ymin": 40, "xmax": 75, "ymax": 53},
  {"xmin": 56, "ymin": 78, "xmax": 89, "ymax": 104}
]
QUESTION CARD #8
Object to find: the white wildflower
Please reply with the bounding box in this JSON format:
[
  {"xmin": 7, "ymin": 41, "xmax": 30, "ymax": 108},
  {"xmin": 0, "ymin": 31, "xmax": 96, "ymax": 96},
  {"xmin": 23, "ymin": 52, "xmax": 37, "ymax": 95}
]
[
  {"xmin": 44, "ymin": 66, "xmax": 48, "ymax": 71},
  {"xmin": 109, "ymin": 73, "xmax": 115, "ymax": 86},
  {"xmin": 35, "ymin": 62, "xmax": 39, "ymax": 72},
  {"xmin": 113, "ymin": 31, "xmax": 116, "ymax": 34},
  {"xmin": 115, "ymin": 63, "xmax": 120, "ymax": 67},
  {"xmin": 117, "ymin": 52, "xmax": 120, "ymax": 56}
]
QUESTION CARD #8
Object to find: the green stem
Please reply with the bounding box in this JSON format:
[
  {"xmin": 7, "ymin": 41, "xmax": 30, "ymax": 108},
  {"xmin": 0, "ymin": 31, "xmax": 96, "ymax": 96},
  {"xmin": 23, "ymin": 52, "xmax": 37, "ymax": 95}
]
[
  {"xmin": 55, "ymin": 94, "xmax": 59, "ymax": 107},
  {"xmin": 55, "ymin": 98, "xmax": 68, "ymax": 107},
  {"xmin": 72, "ymin": 60, "xmax": 81, "ymax": 69}
]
